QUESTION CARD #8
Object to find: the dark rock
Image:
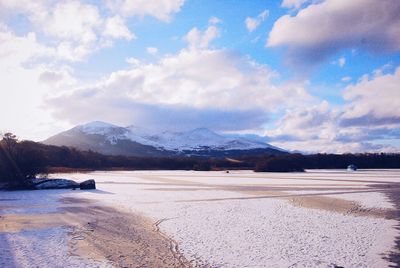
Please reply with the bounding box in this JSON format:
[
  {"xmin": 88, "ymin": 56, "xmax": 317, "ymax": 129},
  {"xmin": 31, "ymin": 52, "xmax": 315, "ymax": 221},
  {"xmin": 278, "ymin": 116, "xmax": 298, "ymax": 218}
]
[
  {"xmin": 32, "ymin": 178, "xmax": 79, "ymax": 190},
  {"xmin": 80, "ymin": 179, "xmax": 96, "ymax": 190}
]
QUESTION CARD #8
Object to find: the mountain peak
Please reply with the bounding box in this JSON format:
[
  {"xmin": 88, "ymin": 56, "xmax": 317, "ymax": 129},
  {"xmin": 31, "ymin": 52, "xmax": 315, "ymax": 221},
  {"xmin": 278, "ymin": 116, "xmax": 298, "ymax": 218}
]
[
  {"xmin": 79, "ymin": 121, "xmax": 118, "ymax": 129},
  {"xmin": 76, "ymin": 121, "xmax": 124, "ymax": 136},
  {"xmin": 190, "ymin": 127, "xmax": 214, "ymax": 133},
  {"xmin": 184, "ymin": 128, "xmax": 223, "ymax": 141}
]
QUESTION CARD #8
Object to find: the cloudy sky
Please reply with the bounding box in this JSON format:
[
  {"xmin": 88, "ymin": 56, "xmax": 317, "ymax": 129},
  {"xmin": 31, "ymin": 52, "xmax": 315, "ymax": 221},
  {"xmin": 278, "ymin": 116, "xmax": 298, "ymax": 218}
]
[{"xmin": 0, "ymin": 0, "xmax": 399, "ymax": 153}]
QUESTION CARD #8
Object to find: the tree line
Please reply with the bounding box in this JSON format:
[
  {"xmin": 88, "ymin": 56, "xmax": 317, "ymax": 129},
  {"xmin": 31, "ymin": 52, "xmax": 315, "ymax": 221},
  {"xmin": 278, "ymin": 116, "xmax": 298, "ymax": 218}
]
[
  {"xmin": 0, "ymin": 133, "xmax": 248, "ymax": 187},
  {"xmin": 252, "ymin": 153, "xmax": 400, "ymax": 172},
  {"xmin": 1, "ymin": 133, "xmax": 399, "ymax": 188}
]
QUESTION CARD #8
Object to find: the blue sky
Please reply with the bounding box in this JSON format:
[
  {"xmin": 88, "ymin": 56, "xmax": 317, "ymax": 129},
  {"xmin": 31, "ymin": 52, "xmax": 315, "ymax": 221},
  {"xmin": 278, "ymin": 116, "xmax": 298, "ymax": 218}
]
[{"xmin": 0, "ymin": 0, "xmax": 399, "ymax": 153}]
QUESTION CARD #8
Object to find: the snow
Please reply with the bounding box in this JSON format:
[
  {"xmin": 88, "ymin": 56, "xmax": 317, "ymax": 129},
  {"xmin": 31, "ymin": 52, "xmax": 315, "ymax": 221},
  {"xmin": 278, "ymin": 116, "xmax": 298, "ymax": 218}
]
[
  {"xmin": 62, "ymin": 170, "xmax": 398, "ymax": 267},
  {"xmin": 339, "ymin": 192, "xmax": 395, "ymax": 209},
  {"xmin": 286, "ymin": 190, "xmax": 396, "ymax": 210},
  {"xmin": 156, "ymin": 198, "xmax": 393, "ymax": 267},
  {"xmin": 129, "ymin": 128, "xmax": 272, "ymax": 151},
  {"xmin": 76, "ymin": 121, "xmax": 274, "ymax": 151},
  {"xmin": 2, "ymin": 170, "xmax": 398, "ymax": 267},
  {"xmin": 77, "ymin": 121, "xmax": 120, "ymax": 135},
  {"xmin": 0, "ymin": 228, "xmax": 110, "ymax": 268},
  {"xmin": 138, "ymin": 129, "xmax": 269, "ymax": 151}
]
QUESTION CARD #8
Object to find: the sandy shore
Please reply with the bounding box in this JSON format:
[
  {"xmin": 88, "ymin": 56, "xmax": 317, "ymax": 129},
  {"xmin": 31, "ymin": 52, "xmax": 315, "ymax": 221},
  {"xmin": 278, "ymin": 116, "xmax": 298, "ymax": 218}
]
[{"xmin": 0, "ymin": 196, "xmax": 191, "ymax": 268}]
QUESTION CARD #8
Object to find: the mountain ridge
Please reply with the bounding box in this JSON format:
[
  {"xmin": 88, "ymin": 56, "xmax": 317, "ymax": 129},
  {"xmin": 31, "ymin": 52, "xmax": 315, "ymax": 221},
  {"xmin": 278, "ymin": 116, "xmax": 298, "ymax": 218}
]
[{"xmin": 43, "ymin": 121, "xmax": 286, "ymax": 157}]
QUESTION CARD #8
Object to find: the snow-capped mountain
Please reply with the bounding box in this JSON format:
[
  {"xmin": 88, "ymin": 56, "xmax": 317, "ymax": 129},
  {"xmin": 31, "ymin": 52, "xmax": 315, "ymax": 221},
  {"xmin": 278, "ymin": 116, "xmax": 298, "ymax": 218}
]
[{"xmin": 43, "ymin": 121, "xmax": 286, "ymax": 157}]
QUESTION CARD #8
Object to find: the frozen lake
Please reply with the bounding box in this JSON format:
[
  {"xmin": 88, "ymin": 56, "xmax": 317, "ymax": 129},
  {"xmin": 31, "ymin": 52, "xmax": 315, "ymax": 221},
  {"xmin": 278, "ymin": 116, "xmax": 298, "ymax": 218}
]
[{"xmin": 1, "ymin": 169, "xmax": 400, "ymax": 267}]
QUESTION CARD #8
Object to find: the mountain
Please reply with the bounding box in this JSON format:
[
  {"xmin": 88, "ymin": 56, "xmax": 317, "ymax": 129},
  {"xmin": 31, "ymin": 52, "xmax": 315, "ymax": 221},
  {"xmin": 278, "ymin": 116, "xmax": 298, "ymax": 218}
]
[{"xmin": 43, "ymin": 121, "xmax": 286, "ymax": 157}]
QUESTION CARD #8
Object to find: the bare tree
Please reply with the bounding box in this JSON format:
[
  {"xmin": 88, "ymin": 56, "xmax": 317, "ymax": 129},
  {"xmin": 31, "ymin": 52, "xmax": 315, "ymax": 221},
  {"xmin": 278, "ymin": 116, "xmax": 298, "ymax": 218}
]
[
  {"xmin": 1, "ymin": 132, "xmax": 18, "ymax": 153},
  {"xmin": 0, "ymin": 133, "xmax": 24, "ymax": 184}
]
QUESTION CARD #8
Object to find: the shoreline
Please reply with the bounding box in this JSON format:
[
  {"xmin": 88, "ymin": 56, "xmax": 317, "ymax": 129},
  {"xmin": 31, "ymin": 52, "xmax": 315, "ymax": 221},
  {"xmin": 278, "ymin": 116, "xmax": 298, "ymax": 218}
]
[
  {"xmin": 62, "ymin": 197, "xmax": 192, "ymax": 267},
  {"xmin": 0, "ymin": 196, "xmax": 192, "ymax": 267}
]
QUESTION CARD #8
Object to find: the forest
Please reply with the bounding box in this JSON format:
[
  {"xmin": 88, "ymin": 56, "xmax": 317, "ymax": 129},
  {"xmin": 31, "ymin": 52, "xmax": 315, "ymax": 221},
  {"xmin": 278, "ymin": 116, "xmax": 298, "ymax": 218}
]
[{"xmin": 1, "ymin": 133, "xmax": 400, "ymax": 188}]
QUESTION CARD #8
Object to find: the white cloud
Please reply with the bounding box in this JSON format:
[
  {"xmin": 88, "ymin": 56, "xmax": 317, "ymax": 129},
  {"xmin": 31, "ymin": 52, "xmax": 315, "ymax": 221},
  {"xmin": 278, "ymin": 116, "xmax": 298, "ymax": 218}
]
[
  {"xmin": 0, "ymin": 1, "xmax": 137, "ymax": 61},
  {"xmin": 126, "ymin": 57, "xmax": 141, "ymax": 65},
  {"xmin": 341, "ymin": 76, "xmax": 351, "ymax": 82},
  {"xmin": 245, "ymin": 18, "xmax": 258, "ymax": 33},
  {"xmin": 185, "ymin": 25, "xmax": 220, "ymax": 49},
  {"xmin": 209, "ymin": 17, "xmax": 222, "ymax": 25},
  {"xmin": 271, "ymin": 138, "xmax": 394, "ymax": 154},
  {"xmin": 0, "ymin": 0, "xmax": 45, "ymax": 20},
  {"xmin": 103, "ymin": 15, "xmax": 135, "ymax": 40},
  {"xmin": 331, "ymin": 56, "xmax": 346, "ymax": 67},
  {"xmin": 105, "ymin": 0, "xmax": 185, "ymax": 22},
  {"xmin": 245, "ymin": 9, "xmax": 269, "ymax": 32},
  {"xmin": 38, "ymin": 67, "xmax": 76, "ymax": 88},
  {"xmin": 268, "ymin": 0, "xmax": 400, "ymax": 65},
  {"xmin": 0, "ymin": 27, "xmax": 53, "ymax": 65},
  {"xmin": 372, "ymin": 62, "xmax": 393, "ymax": 77},
  {"xmin": 265, "ymin": 100, "xmax": 400, "ymax": 153},
  {"xmin": 338, "ymin": 57, "xmax": 345, "ymax": 67},
  {"xmin": 39, "ymin": 1, "xmax": 100, "ymax": 44},
  {"xmin": 48, "ymin": 43, "xmax": 313, "ymax": 132},
  {"xmin": 78, "ymin": 49, "xmax": 281, "ymax": 110},
  {"xmin": 266, "ymin": 101, "xmax": 336, "ymax": 141},
  {"xmin": 342, "ymin": 66, "xmax": 400, "ymax": 125},
  {"xmin": 0, "ymin": 28, "xmax": 75, "ymax": 140},
  {"xmin": 146, "ymin": 47, "xmax": 158, "ymax": 55},
  {"xmin": 265, "ymin": 66, "xmax": 400, "ymax": 153},
  {"xmin": 281, "ymin": 0, "xmax": 310, "ymax": 9}
]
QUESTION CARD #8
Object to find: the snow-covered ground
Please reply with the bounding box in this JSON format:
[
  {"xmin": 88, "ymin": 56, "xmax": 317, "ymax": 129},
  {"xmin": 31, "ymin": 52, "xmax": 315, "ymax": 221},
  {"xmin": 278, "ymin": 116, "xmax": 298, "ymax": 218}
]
[{"xmin": 1, "ymin": 170, "xmax": 399, "ymax": 267}]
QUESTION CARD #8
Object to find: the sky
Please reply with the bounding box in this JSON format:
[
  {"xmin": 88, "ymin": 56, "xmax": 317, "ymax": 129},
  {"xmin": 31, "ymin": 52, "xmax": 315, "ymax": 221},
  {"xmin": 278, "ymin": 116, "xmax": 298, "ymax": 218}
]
[{"xmin": 0, "ymin": 0, "xmax": 399, "ymax": 153}]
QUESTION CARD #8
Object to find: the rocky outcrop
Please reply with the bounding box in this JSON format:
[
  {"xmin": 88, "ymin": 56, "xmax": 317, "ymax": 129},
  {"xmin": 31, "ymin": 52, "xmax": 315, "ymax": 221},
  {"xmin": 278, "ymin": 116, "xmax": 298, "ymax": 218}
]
[
  {"xmin": 30, "ymin": 178, "xmax": 96, "ymax": 190},
  {"xmin": 79, "ymin": 179, "xmax": 96, "ymax": 190},
  {"xmin": 1, "ymin": 178, "xmax": 97, "ymax": 190},
  {"xmin": 31, "ymin": 178, "xmax": 79, "ymax": 189}
]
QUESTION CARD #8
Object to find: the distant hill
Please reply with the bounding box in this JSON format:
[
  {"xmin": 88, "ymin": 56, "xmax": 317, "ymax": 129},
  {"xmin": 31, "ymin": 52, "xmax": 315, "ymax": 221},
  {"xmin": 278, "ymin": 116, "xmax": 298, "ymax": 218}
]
[{"xmin": 43, "ymin": 121, "xmax": 286, "ymax": 157}]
